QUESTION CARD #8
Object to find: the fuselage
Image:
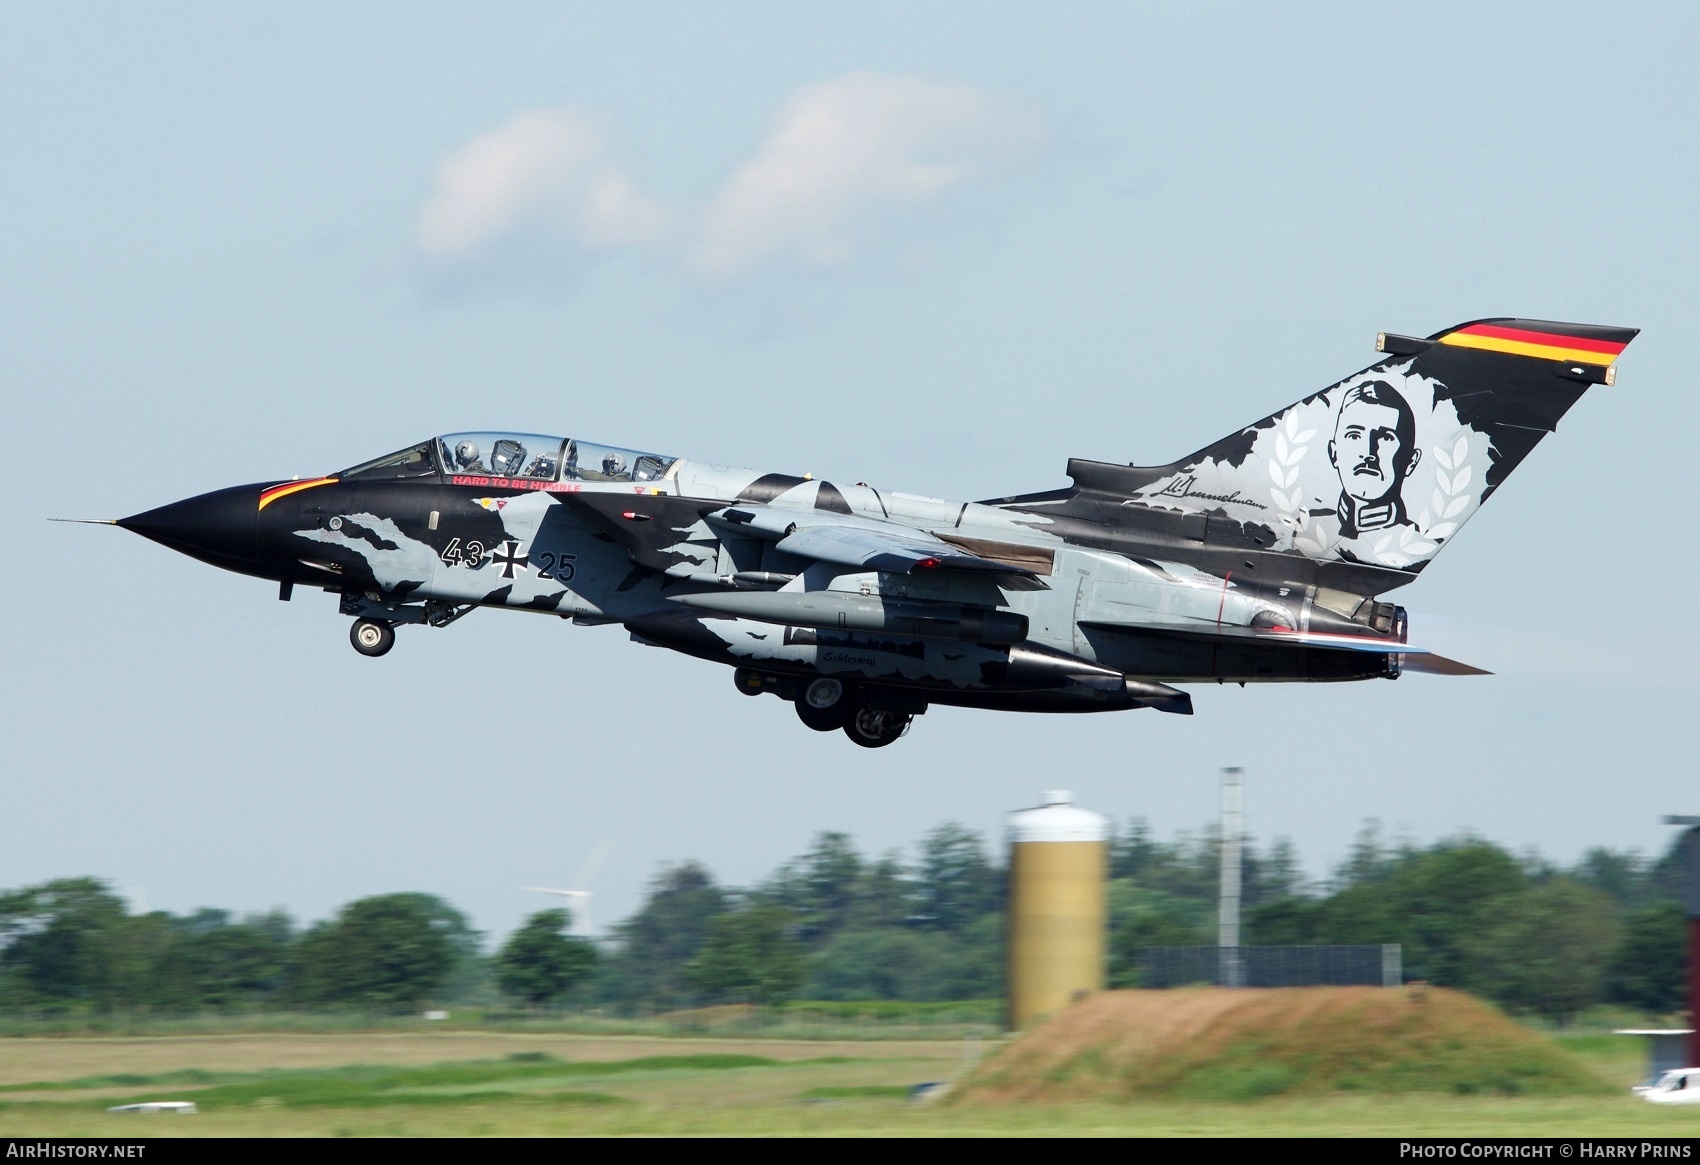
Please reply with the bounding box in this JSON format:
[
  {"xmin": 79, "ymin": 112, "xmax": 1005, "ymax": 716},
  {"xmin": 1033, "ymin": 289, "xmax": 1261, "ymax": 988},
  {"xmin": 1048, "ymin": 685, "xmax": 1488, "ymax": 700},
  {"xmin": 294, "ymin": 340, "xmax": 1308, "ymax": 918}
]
[
  {"xmin": 105, "ymin": 318, "xmax": 1644, "ymax": 743},
  {"xmin": 118, "ymin": 430, "xmax": 1400, "ymax": 723}
]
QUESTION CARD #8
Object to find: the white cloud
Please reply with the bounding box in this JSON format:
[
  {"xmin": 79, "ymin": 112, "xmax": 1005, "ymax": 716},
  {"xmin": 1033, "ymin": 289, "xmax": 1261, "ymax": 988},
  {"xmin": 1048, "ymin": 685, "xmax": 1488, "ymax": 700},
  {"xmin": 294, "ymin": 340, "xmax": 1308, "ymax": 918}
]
[
  {"xmin": 694, "ymin": 73, "xmax": 1036, "ymax": 276},
  {"xmin": 415, "ymin": 78, "xmax": 1036, "ymax": 282},
  {"xmin": 417, "ymin": 107, "xmax": 669, "ymax": 259}
]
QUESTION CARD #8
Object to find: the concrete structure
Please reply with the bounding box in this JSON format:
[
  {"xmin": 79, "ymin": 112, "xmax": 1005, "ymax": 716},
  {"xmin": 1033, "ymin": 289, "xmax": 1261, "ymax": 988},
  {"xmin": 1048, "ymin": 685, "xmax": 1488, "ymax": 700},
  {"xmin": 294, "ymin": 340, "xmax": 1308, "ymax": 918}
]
[{"xmin": 1007, "ymin": 790, "xmax": 1109, "ymax": 1030}]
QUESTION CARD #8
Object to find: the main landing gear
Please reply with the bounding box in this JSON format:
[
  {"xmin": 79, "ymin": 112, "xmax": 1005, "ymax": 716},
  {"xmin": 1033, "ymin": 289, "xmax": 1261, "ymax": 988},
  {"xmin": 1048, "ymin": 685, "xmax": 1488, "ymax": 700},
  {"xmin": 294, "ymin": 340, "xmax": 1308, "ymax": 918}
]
[
  {"xmin": 843, "ymin": 706, "xmax": 910, "ymax": 749},
  {"xmin": 795, "ymin": 677, "xmax": 855, "ymax": 732},
  {"xmin": 735, "ymin": 670, "xmax": 918, "ymax": 748}
]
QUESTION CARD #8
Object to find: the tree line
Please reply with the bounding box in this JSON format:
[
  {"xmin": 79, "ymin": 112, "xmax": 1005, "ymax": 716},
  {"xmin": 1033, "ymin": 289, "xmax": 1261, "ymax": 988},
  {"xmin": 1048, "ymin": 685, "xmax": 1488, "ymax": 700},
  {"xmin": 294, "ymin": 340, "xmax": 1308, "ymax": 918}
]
[{"xmin": 0, "ymin": 822, "xmax": 1688, "ymax": 1024}]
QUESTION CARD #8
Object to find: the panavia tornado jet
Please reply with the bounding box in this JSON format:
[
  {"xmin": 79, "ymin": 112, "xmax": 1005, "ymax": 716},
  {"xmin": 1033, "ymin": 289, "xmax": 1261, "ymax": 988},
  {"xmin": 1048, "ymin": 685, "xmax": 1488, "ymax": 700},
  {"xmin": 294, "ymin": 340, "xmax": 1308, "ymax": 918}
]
[{"xmin": 98, "ymin": 318, "xmax": 1635, "ymax": 747}]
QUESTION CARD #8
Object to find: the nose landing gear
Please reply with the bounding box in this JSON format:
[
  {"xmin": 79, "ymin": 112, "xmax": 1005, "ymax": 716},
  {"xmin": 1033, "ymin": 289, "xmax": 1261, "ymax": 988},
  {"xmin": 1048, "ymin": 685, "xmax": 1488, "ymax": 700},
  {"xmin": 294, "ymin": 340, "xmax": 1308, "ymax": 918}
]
[
  {"xmin": 339, "ymin": 593, "xmax": 474, "ymax": 656},
  {"xmin": 350, "ymin": 618, "xmax": 395, "ymax": 657}
]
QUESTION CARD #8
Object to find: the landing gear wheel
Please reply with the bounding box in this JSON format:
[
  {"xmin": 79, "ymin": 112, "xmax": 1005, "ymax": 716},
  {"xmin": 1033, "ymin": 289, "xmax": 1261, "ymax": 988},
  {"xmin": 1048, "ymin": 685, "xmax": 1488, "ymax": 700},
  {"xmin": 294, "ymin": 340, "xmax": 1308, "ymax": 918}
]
[
  {"xmin": 844, "ymin": 707, "xmax": 911, "ymax": 749},
  {"xmin": 795, "ymin": 677, "xmax": 855, "ymax": 731},
  {"xmin": 733, "ymin": 668, "xmax": 765, "ymax": 696},
  {"xmin": 350, "ymin": 618, "xmax": 395, "ymax": 657}
]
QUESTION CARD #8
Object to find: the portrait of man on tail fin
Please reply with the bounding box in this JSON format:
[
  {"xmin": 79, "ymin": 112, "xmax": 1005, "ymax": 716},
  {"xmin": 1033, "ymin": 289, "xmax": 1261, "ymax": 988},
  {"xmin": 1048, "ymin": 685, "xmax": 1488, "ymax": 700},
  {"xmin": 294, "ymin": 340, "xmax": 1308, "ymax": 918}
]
[{"xmin": 1327, "ymin": 379, "xmax": 1421, "ymax": 539}]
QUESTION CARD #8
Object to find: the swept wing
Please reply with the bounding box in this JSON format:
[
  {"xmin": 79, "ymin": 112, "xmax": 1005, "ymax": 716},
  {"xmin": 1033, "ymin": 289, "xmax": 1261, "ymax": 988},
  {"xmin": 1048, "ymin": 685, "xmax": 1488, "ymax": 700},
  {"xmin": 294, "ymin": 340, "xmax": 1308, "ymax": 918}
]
[{"xmin": 706, "ymin": 504, "xmax": 1040, "ymax": 578}]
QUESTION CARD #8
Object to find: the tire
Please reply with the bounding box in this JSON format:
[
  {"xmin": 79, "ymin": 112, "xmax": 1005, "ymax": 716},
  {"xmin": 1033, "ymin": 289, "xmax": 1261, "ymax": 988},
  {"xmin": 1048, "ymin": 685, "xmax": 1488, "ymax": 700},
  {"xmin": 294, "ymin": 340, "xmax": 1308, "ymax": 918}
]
[
  {"xmin": 795, "ymin": 677, "xmax": 855, "ymax": 731},
  {"xmin": 733, "ymin": 668, "xmax": 765, "ymax": 696},
  {"xmin": 844, "ymin": 708, "xmax": 911, "ymax": 749},
  {"xmin": 350, "ymin": 618, "xmax": 395, "ymax": 657}
]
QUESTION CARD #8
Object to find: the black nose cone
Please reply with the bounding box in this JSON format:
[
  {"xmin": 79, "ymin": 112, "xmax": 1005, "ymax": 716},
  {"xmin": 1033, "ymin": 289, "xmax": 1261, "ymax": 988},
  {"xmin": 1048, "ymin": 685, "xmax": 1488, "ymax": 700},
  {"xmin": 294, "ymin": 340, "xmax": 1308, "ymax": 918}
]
[{"xmin": 119, "ymin": 484, "xmax": 260, "ymax": 567}]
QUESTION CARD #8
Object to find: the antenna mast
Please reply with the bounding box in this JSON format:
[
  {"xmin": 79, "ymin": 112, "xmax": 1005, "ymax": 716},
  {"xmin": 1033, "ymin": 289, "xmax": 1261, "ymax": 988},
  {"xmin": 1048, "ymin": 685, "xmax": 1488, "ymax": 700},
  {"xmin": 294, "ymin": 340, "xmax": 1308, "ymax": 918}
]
[{"xmin": 1218, "ymin": 767, "xmax": 1244, "ymax": 989}]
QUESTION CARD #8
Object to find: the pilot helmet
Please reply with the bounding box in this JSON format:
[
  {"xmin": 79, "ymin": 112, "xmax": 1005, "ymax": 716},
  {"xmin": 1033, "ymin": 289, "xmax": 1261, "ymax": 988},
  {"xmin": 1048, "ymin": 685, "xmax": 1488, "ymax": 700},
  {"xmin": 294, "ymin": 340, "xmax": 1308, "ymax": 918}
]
[
  {"xmin": 601, "ymin": 452, "xmax": 627, "ymax": 477},
  {"xmin": 455, "ymin": 440, "xmax": 481, "ymax": 468}
]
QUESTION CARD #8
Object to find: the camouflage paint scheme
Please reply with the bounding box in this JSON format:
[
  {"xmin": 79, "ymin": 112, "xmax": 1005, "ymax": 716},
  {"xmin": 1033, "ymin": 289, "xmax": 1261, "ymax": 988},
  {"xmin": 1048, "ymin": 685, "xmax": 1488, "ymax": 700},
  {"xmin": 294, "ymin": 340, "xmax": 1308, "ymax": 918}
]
[{"xmin": 113, "ymin": 318, "xmax": 1637, "ymax": 746}]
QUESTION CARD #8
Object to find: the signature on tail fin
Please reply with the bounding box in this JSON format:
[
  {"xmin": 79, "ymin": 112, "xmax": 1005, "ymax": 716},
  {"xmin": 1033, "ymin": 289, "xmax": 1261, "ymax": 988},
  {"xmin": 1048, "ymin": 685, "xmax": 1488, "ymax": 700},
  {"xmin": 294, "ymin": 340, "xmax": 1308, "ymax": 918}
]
[{"xmin": 1125, "ymin": 318, "xmax": 1637, "ymax": 572}]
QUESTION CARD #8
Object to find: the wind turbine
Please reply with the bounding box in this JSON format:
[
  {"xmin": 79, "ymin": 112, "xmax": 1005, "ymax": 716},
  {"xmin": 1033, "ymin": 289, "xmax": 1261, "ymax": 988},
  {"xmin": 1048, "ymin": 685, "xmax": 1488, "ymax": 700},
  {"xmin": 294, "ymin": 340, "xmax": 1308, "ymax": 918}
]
[{"xmin": 524, "ymin": 840, "xmax": 613, "ymax": 938}]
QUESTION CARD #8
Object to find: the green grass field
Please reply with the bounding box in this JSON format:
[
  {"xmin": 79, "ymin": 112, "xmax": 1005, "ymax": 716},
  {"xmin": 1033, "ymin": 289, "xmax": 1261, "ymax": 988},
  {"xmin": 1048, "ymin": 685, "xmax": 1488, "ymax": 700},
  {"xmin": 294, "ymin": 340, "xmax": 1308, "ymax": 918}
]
[{"xmin": 0, "ymin": 1028, "xmax": 1694, "ymax": 1136}]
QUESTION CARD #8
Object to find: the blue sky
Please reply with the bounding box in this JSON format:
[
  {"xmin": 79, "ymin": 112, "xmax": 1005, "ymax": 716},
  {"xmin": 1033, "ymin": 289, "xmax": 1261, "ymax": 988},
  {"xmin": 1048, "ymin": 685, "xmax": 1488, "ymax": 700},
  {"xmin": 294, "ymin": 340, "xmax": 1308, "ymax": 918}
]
[{"xmin": 4, "ymin": 2, "xmax": 1697, "ymax": 942}]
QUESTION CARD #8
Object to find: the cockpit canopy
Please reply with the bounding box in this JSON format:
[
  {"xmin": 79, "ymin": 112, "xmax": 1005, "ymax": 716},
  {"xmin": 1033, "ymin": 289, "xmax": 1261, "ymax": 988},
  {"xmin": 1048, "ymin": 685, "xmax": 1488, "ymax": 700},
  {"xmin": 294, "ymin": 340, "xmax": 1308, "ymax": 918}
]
[
  {"xmin": 339, "ymin": 433, "xmax": 677, "ymax": 485},
  {"xmin": 439, "ymin": 432, "xmax": 562, "ymax": 480}
]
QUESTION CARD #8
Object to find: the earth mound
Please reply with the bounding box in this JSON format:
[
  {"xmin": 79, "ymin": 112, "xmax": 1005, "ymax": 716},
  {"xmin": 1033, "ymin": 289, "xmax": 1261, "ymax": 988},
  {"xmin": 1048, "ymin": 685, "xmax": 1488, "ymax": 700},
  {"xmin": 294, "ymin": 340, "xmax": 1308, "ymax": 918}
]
[{"xmin": 958, "ymin": 987, "xmax": 1608, "ymax": 1101}]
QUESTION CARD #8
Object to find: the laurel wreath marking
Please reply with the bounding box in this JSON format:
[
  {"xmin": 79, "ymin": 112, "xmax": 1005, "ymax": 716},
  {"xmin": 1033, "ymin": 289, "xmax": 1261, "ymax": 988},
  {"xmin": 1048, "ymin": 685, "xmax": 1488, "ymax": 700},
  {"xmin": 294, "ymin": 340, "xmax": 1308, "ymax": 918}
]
[
  {"xmin": 1421, "ymin": 433, "xmax": 1473, "ymax": 541},
  {"xmin": 1370, "ymin": 433, "xmax": 1472, "ymax": 564},
  {"xmin": 1267, "ymin": 411, "xmax": 1334, "ymax": 558}
]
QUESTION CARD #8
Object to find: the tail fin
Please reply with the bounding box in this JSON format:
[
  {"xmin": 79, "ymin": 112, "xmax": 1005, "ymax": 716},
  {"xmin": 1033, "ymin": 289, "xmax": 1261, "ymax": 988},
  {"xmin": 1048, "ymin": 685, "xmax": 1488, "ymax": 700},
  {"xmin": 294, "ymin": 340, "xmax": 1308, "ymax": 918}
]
[{"xmin": 1079, "ymin": 318, "xmax": 1636, "ymax": 575}]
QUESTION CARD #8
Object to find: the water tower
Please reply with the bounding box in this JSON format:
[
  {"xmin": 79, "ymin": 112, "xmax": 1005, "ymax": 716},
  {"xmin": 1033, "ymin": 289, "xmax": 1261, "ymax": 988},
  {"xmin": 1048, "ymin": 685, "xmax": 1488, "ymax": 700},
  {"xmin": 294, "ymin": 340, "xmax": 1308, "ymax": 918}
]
[{"xmin": 1006, "ymin": 790, "xmax": 1109, "ymax": 1030}]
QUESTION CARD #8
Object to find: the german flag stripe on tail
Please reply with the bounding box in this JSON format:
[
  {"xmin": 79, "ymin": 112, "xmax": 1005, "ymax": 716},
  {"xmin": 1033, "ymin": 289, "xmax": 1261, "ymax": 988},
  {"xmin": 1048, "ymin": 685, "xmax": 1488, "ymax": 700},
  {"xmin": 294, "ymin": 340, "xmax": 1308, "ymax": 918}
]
[{"xmin": 1436, "ymin": 319, "xmax": 1635, "ymax": 367}]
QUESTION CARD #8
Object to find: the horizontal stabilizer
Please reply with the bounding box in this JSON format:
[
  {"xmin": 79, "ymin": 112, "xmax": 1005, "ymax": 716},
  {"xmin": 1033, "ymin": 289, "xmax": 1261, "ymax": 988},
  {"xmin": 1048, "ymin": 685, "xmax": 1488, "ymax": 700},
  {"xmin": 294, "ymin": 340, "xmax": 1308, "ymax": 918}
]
[
  {"xmin": 1397, "ymin": 653, "xmax": 1491, "ymax": 676},
  {"xmin": 1079, "ymin": 619, "xmax": 1486, "ymax": 673},
  {"xmin": 1080, "ymin": 620, "xmax": 1412, "ymax": 652}
]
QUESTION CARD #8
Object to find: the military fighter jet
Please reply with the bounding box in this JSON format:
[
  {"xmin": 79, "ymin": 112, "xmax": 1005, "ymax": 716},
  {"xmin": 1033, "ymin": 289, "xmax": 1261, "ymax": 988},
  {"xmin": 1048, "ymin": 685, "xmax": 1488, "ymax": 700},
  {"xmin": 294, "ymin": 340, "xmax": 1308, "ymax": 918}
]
[{"xmin": 96, "ymin": 318, "xmax": 1635, "ymax": 747}]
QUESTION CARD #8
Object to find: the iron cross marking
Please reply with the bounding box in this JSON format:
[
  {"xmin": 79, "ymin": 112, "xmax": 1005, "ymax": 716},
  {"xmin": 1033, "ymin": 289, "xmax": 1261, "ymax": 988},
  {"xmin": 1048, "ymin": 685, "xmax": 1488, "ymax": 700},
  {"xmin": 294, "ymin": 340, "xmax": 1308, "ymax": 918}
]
[{"xmin": 491, "ymin": 540, "xmax": 530, "ymax": 579}]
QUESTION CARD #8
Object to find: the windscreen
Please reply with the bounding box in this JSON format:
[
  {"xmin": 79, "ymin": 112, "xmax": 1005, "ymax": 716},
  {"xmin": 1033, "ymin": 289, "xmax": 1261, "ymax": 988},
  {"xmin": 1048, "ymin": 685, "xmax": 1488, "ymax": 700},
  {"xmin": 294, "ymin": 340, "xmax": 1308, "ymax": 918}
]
[{"xmin": 339, "ymin": 441, "xmax": 441, "ymax": 480}]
